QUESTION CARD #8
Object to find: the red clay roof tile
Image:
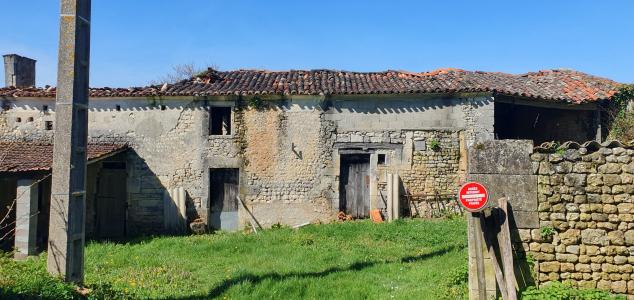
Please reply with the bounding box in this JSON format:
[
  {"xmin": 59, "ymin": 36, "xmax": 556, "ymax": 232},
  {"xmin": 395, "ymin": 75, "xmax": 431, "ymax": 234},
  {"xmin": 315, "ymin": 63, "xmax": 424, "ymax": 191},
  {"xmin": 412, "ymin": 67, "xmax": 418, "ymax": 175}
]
[
  {"xmin": 0, "ymin": 68, "xmax": 622, "ymax": 104},
  {"xmin": 0, "ymin": 142, "xmax": 127, "ymax": 173}
]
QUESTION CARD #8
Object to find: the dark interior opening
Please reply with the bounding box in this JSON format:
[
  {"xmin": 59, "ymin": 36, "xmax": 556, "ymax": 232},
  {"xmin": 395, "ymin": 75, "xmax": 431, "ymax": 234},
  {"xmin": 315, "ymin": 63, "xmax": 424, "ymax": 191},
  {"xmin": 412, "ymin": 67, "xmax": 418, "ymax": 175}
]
[
  {"xmin": 494, "ymin": 101, "xmax": 597, "ymax": 144},
  {"xmin": 377, "ymin": 154, "xmax": 386, "ymax": 165},
  {"xmin": 210, "ymin": 107, "xmax": 232, "ymax": 136},
  {"xmin": 36, "ymin": 176, "xmax": 51, "ymax": 252},
  {"xmin": 0, "ymin": 177, "xmax": 17, "ymax": 251}
]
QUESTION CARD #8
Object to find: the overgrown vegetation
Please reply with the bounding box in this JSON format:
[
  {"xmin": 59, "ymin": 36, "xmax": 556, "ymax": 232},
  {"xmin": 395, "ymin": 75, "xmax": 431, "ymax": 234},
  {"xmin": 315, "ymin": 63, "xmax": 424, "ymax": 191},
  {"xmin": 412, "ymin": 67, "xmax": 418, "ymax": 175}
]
[
  {"xmin": 149, "ymin": 63, "xmax": 214, "ymax": 85},
  {"xmin": 1, "ymin": 219, "xmax": 469, "ymax": 299},
  {"xmin": 521, "ymin": 282, "xmax": 625, "ymax": 300},
  {"xmin": 429, "ymin": 139, "xmax": 441, "ymax": 151},
  {"xmin": 540, "ymin": 226, "xmax": 556, "ymax": 240},
  {"xmin": 607, "ymin": 84, "xmax": 634, "ymax": 141}
]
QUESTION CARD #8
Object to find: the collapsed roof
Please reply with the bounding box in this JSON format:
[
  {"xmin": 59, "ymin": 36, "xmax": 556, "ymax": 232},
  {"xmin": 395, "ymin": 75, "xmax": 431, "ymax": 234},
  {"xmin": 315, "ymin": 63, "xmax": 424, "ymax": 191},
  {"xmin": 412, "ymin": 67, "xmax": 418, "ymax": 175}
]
[{"xmin": 0, "ymin": 68, "xmax": 622, "ymax": 104}]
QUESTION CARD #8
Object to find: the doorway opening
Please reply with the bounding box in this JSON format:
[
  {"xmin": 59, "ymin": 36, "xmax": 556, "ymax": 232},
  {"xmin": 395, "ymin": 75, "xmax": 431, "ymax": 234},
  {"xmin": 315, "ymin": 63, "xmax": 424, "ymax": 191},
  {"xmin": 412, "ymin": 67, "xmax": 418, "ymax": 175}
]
[
  {"xmin": 339, "ymin": 154, "xmax": 371, "ymax": 218},
  {"xmin": 209, "ymin": 168, "xmax": 239, "ymax": 231}
]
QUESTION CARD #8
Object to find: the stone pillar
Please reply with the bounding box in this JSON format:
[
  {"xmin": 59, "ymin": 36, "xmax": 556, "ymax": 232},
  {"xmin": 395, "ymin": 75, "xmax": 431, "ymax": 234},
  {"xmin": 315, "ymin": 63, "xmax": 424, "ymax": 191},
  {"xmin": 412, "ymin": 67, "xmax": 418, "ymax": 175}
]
[
  {"xmin": 14, "ymin": 179, "xmax": 39, "ymax": 259},
  {"xmin": 47, "ymin": 0, "xmax": 91, "ymax": 283}
]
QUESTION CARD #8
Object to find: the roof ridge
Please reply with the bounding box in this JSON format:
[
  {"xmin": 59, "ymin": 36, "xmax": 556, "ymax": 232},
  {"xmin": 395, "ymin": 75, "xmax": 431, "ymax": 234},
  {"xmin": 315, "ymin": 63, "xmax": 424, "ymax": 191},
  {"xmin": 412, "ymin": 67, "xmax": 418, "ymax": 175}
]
[{"xmin": 0, "ymin": 68, "xmax": 622, "ymax": 103}]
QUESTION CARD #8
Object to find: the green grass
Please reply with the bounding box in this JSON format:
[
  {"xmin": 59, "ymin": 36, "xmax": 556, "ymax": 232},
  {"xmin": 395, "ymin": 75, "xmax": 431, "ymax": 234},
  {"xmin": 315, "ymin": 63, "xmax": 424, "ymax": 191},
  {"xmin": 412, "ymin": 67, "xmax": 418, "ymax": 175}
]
[{"xmin": 1, "ymin": 218, "xmax": 469, "ymax": 299}]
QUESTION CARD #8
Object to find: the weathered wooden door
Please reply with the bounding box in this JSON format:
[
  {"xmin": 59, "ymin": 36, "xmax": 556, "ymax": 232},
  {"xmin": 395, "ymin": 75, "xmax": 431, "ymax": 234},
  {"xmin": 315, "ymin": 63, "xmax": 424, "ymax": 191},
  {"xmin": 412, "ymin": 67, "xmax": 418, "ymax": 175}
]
[
  {"xmin": 95, "ymin": 166, "xmax": 127, "ymax": 238},
  {"xmin": 210, "ymin": 169, "xmax": 239, "ymax": 231},
  {"xmin": 340, "ymin": 154, "xmax": 371, "ymax": 218}
]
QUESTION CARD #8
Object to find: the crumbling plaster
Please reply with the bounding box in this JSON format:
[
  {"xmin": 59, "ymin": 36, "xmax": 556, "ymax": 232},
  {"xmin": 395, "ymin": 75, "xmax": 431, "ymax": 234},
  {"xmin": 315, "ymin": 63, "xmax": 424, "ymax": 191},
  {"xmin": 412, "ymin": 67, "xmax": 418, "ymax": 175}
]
[{"xmin": 0, "ymin": 93, "xmax": 494, "ymax": 232}]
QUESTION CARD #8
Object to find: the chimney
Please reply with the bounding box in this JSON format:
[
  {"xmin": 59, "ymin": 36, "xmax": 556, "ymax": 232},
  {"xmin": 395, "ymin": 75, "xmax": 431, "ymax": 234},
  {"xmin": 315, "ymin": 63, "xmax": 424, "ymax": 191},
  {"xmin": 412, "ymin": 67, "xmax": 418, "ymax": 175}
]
[{"xmin": 3, "ymin": 54, "xmax": 36, "ymax": 87}]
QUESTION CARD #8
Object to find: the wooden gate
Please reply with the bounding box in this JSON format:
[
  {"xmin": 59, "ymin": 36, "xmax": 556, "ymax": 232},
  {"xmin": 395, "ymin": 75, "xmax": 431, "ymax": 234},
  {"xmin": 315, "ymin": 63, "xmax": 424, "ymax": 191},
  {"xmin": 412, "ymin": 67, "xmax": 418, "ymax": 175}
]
[{"xmin": 340, "ymin": 154, "xmax": 371, "ymax": 218}]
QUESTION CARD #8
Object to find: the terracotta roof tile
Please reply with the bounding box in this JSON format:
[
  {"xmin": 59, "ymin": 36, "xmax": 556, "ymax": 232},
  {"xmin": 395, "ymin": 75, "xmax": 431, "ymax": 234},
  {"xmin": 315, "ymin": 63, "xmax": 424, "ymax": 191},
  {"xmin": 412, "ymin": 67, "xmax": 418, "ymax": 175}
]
[
  {"xmin": 0, "ymin": 68, "xmax": 622, "ymax": 104},
  {"xmin": 0, "ymin": 142, "xmax": 127, "ymax": 173}
]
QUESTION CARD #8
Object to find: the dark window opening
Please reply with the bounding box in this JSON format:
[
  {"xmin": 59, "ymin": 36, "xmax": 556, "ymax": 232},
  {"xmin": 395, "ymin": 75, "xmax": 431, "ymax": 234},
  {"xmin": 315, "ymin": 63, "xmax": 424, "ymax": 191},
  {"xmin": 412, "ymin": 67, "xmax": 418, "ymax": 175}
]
[
  {"xmin": 115, "ymin": 105, "xmax": 121, "ymax": 111},
  {"xmin": 210, "ymin": 107, "xmax": 232, "ymax": 135},
  {"xmin": 42, "ymin": 105, "xmax": 48, "ymax": 112},
  {"xmin": 377, "ymin": 154, "xmax": 386, "ymax": 165},
  {"xmin": 16, "ymin": 117, "xmax": 21, "ymax": 122},
  {"xmin": 27, "ymin": 117, "xmax": 34, "ymax": 122},
  {"xmin": 45, "ymin": 121, "xmax": 53, "ymax": 130},
  {"xmin": 160, "ymin": 105, "xmax": 167, "ymax": 111}
]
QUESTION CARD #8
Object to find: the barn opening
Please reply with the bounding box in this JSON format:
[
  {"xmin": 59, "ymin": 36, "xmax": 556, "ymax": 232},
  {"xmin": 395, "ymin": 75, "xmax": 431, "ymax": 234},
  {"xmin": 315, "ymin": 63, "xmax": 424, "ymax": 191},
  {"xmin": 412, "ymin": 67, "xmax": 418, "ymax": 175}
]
[
  {"xmin": 494, "ymin": 99, "xmax": 599, "ymax": 144},
  {"xmin": 209, "ymin": 168, "xmax": 239, "ymax": 231}
]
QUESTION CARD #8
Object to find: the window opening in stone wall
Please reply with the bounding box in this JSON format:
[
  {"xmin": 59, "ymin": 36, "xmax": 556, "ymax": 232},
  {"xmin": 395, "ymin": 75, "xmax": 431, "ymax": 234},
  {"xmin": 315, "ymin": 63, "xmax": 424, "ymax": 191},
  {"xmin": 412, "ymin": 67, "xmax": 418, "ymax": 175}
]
[
  {"xmin": 45, "ymin": 121, "xmax": 53, "ymax": 130},
  {"xmin": 116, "ymin": 105, "xmax": 121, "ymax": 111},
  {"xmin": 42, "ymin": 105, "xmax": 48, "ymax": 112},
  {"xmin": 27, "ymin": 117, "xmax": 34, "ymax": 122},
  {"xmin": 160, "ymin": 105, "xmax": 167, "ymax": 111},
  {"xmin": 378, "ymin": 154, "xmax": 386, "ymax": 165},
  {"xmin": 16, "ymin": 117, "xmax": 21, "ymax": 122},
  {"xmin": 210, "ymin": 107, "xmax": 232, "ymax": 136}
]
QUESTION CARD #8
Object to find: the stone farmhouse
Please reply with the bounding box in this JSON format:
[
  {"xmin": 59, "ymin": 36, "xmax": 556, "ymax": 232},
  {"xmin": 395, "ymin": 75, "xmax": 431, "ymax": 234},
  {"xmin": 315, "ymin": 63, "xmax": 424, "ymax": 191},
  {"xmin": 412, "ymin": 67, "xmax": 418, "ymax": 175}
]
[{"xmin": 0, "ymin": 54, "xmax": 622, "ymax": 256}]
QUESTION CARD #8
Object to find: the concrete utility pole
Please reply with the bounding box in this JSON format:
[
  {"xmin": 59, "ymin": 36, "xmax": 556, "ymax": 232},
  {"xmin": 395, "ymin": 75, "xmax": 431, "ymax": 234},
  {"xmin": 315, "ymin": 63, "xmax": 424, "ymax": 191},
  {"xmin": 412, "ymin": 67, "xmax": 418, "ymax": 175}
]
[{"xmin": 47, "ymin": 0, "xmax": 91, "ymax": 283}]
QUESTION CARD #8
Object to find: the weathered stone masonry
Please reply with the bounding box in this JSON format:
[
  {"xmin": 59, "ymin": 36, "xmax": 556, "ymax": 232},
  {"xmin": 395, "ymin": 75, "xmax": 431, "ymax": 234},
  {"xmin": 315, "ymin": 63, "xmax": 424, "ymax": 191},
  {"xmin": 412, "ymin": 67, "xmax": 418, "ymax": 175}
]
[
  {"xmin": 519, "ymin": 142, "xmax": 634, "ymax": 295},
  {"xmin": 1, "ymin": 94, "xmax": 493, "ymax": 232}
]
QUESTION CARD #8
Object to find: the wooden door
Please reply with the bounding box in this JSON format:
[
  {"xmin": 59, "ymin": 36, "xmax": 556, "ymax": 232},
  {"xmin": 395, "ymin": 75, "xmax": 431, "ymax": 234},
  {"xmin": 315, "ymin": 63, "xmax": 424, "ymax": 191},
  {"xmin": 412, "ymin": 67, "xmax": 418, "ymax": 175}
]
[
  {"xmin": 210, "ymin": 169, "xmax": 239, "ymax": 231},
  {"xmin": 340, "ymin": 154, "xmax": 371, "ymax": 218},
  {"xmin": 95, "ymin": 167, "xmax": 127, "ymax": 238}
]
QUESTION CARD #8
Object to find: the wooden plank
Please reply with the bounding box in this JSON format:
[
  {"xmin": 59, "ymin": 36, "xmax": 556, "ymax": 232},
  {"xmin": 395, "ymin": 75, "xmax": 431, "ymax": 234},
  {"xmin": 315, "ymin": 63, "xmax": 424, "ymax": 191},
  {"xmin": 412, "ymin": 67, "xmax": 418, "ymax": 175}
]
[
  {"xmin": 480, "ymin": 212, "xmax": 509, "ymax": 300},
  {"xmin": 393, "ymin": 173, "xmax": 400, "ymax": 219},
  {"xmin": 387, "ymin": 174, "xmax": 393, "ymax": 221},
  {"xmin": 471, "ymin": 213, "xmax": 487, "ymax": 300},
  {"xmin": 497, "ymin": 198, "xmax": 518, "ymax": 299}
]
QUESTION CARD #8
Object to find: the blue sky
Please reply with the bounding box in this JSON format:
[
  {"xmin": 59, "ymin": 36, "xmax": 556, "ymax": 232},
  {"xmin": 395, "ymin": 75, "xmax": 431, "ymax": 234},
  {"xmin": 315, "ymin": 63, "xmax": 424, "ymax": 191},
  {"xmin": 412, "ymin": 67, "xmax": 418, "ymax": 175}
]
[{"xmin": 2, "ymin": 1, "xmax": 633, "ymax": 87}]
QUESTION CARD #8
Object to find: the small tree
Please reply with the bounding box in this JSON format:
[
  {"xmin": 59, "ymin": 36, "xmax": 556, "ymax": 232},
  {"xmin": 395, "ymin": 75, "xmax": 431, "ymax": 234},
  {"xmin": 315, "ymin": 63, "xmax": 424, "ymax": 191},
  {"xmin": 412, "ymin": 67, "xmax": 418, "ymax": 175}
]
[{"xmin": 149, "ymin": 63, "xmax": 211, "ymax": 85}]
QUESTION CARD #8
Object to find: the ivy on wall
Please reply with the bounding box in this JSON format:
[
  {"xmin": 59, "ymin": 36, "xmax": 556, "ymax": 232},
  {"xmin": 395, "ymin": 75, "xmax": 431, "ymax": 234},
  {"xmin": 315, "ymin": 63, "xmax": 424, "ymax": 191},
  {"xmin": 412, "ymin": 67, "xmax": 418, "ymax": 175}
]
[{"xmin": 607, "ymin": 84, "xmax": 634, "ymax": 141}]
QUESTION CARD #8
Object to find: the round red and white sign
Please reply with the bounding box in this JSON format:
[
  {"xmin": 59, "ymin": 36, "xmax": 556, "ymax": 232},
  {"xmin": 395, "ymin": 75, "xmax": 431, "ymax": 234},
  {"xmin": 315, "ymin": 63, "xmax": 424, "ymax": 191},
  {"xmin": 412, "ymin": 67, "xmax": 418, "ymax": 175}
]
[{"xmin": 458, "ymin": 182, "xmax": 489, "ymax": 212}]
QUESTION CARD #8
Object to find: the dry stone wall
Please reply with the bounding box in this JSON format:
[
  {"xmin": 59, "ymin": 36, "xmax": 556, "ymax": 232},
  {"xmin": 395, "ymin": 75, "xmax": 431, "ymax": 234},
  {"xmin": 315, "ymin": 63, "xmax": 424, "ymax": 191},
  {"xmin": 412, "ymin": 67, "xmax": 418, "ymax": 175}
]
[{"xmin": 521, "ymin": 142, "xmax": 634, "ymax": 295}]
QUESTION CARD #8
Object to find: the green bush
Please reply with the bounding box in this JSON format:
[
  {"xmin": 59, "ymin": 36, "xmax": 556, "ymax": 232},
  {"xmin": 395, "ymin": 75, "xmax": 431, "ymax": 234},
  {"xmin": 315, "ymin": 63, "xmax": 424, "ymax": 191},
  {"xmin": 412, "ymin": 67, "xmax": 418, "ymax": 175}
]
[
  {"xmin": 521, "ymin": 282, "xmax": 625, "ymax": 300},
  {"xmin": 0, "ymin": 254, "xmax": 78, "ymax": 300}
]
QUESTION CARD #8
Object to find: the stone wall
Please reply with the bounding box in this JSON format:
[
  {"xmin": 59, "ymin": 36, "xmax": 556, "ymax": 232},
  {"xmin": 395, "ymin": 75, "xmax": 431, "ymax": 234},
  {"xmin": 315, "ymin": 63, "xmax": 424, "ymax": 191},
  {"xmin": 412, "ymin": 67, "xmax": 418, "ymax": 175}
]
[
  {"xmin": 0, "ymin": 93, "xmax": 494, "ymax": 232},
  {"xmin": 517, "ymin": 141, "xmax": 634, "ymax": 295}
]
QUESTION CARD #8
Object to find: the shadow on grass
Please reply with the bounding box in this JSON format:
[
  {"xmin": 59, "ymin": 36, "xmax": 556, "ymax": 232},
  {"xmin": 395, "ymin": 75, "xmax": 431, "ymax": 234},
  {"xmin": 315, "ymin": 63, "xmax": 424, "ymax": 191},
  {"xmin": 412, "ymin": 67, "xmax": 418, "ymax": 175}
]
[{"xmin": 161, "ymin": 244, "xmax": 462, "ymax": 300}]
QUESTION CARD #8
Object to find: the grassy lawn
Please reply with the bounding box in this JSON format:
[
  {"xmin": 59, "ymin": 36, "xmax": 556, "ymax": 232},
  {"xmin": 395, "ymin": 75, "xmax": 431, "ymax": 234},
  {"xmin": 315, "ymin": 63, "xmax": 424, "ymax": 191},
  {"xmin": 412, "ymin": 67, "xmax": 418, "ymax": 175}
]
[{"xmin": 1, "ymin": 218, "xmax": 468, "ymax": 299}]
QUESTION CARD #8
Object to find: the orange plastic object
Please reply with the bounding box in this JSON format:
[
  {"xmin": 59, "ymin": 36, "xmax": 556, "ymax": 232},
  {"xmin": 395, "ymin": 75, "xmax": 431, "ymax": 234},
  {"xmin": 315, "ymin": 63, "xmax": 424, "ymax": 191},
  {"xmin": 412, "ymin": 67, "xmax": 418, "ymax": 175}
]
[{"xmin": 370, "ymin": 209, "xmax": 384, "ymax": 223}]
